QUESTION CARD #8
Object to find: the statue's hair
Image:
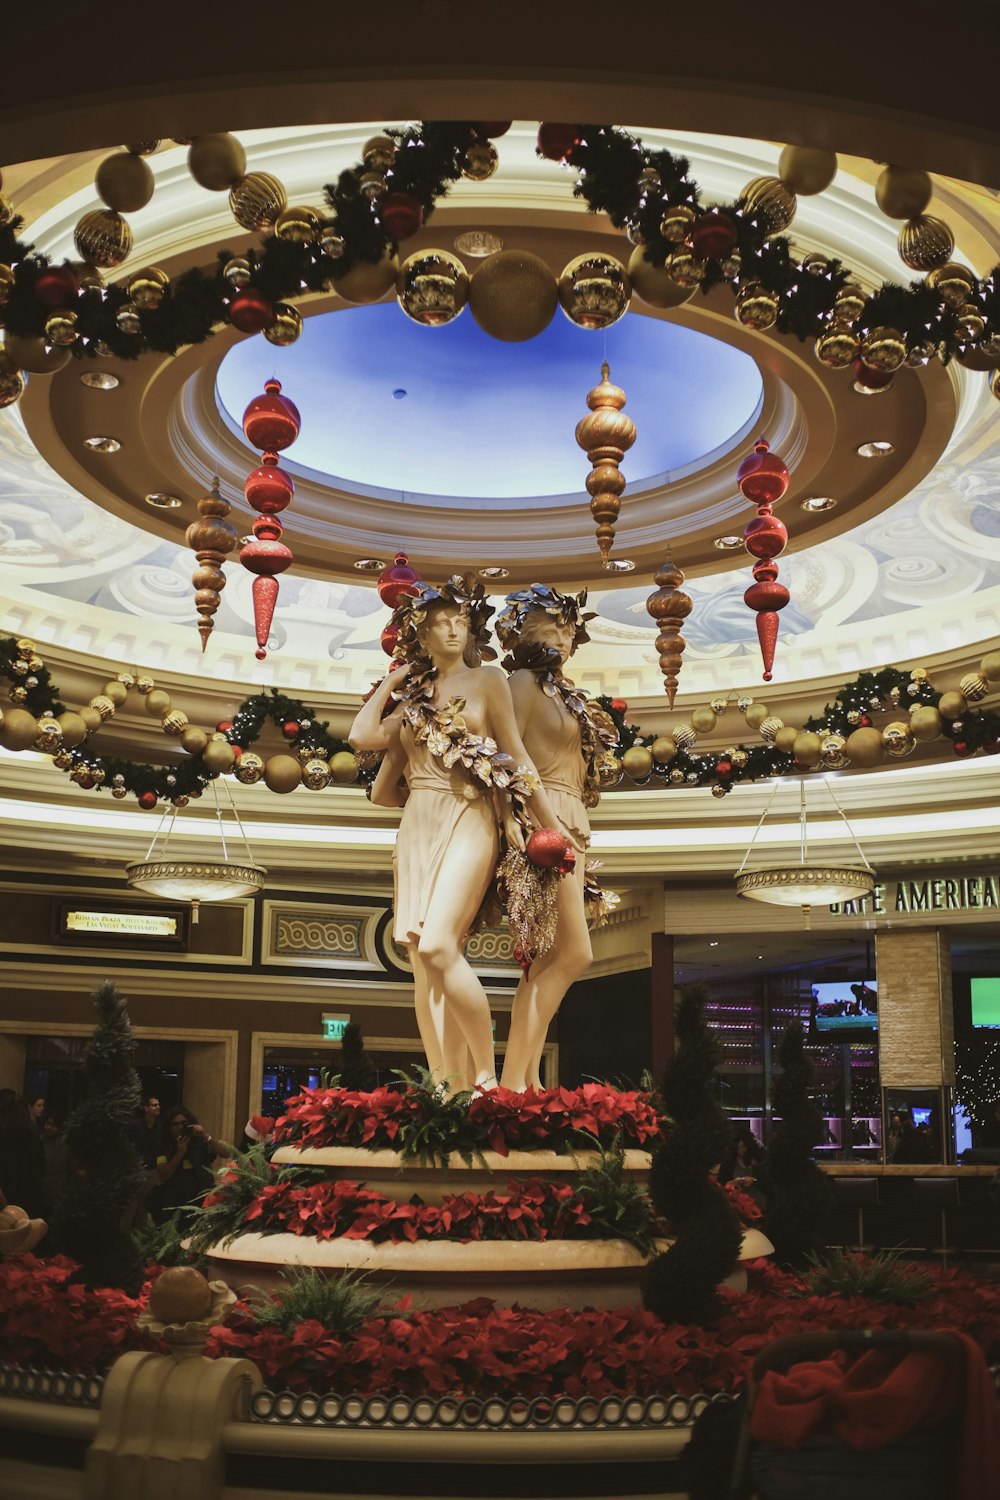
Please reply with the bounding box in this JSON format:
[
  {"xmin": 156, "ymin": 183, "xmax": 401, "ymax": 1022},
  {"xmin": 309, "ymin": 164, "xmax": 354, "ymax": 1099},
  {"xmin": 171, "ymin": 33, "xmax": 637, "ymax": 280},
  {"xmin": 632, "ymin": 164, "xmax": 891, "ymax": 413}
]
[{"xmin": 391, "ymin": 575, "xmax": 496, "ymax": 666}]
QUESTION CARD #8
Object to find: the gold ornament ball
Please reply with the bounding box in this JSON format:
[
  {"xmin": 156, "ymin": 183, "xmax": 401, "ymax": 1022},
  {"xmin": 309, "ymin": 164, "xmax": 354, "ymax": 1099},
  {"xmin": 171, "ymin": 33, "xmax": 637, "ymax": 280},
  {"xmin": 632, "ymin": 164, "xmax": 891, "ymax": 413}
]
[
  {"xmin": 116, "ymin": 302, "xmax": 142, "ymax": 336},
  {"xmin": 396, "ymin": 250, "xmax": 469, "ymax": 327},
  {"xmin": 991, "ymin": 369, "xmax": 1000, "ymax": 404},
  {"xmin": 909, "ymin": 705, "xmax": 943, "ymax": 741},
  {"xmin": 264, "ymin": 753, "xmax": 303, "ymax": 793},
  {"xmin": 161, "ymin": 710, "xmax": 189, "ymax": 736},
  {"xmin": 73, "ymin": 210, "xmax": 132, "ymax": 269},
  {"xmin": 711, "ymin": 782, "xmax": 728, "ymax": 798},
  {"xmin": 188, "ymin": 133, "xmax": 246, "ymax": 191},
  {"xmin": 129, "ymin": 266, "xmax": 170, "ymax": 310},
  {"xmin": 627, "ymin": 244, "xmax": 693, "ymax": 309},
  {"xmin": 741, "ymin": 176, "xmax": 796, "ymax": 234},
  {"xmin": 777, "ymin": 145, "xmax": 837, "ymax": 196},
  {"xmin": 181, "ymin": 725, "xmax": 209, "ymax": 756},
  {"xmin": 860, "ymin": 325, "xmax": 907, "ymax": 373},
  {"xmin": 463, "ymin": 141, "xmax": 499, "ymax": 181},
  {"xmin": 759, "ymin": 715, "xmax": 785, "ymax": 743},
  {"xmin": 937, "ymin": 690, "xmax": 967, "ymax": 720},
  {"xmin": 88, "ymin": 694, "xmax": 116, "ymax": 721},
  {"xmin": 875, "ymin": 165, "xmax": 932, "ymax": 220},
  {"xmin": 927, "ymin": 261, "xmax": 977, "ymax": 309},
  {"xmin": 362, "ymin": 135, "xmax": 396, "ymax": 173},
  {"xmin": 44, "ymin": 311, "xmax": 78, "ymax": 347},
  {"xmin": 336, "ymin": 249, "xmax": 400, "ymax": 305},
  {"xmin": 980, "ymin": 651, "xmax": 1000, "ymax": 681},
  {"xmin": 815, "ymin": 326, "xmax": 860, "ymax": 368},
  {"xmin": 330, "ymin": 750, "xmax": 360, "ymax": 784},
  {"xmin": 0, "ymin": 708, "xmax": 39, "ymax": 752},
  {"xmin": 558, "ymin": 253, "xmax": 631, "ymax": 331},
  {"xmin": 622, "ymin": 744, "xmax": 654, "ymax": 780},
  {"xmin": 56, "ymin": 711, "xmax": 89, "ymax": 747},
  {"xmin": 597, "ymin": 753, "xmax": 623, "ymax": 789},
  {"xmin": 960, "ymin": 672, "xmax": 989, "ymax": 702},
  {"xmin": 274, "ymin": 205, "xmax": 321, "ymax": 244},
  {"xmin": 793, "ymin": 730, "xmax": 822, "ymax": 766},
  {"xmin": 0, "ymin": 263, "xmax": 15, "ymax": 304},
  {"xmin": 774, "ymin": 726, "xmax": 799, "ymax": 754},
  {"xmin": 223, "ymin": 256, "xmax": 252, "ymax": 289},
  {"xmin": 659, "ymin": 204, "xmax": 696, "ymax": 243},
  {"xmin": 709, "ymin": 696, "xmax": 728, "ymax": 715},
  {"xmin": 898, "ymin": 216, "xmax": 955, "ymax": 272},
  {"xmin": 0, "ymin": 361, "xmax": 25, "ymax": 409},
  {"xmin": 33, "ymin": 716, "xmax": 63, "ymax": 753},
  {"xmin": 468, "ymin": 250, "xmax": 558, "ymax": 342},
  {"xmin": 136, "ymin": 675, "xmax": 154, "ymax": 695},
  {"xmin": 103, "ymin": 680, "xmax": 129, "ymax": 707},
  {"xmin": 690, "ymin": 707, "xmax": 717, "ymax": 735},
  {"xmin": 263, "ymin": 303, "xmax": 302, "ymax": 346},
  {"xmin": 143, "ymin": 688, "xmax": 172, "ymax": 718},
  {"xmin": 95, "ymin": 151, "xmax": 155, "ymax": 213},
  {"xmin": 672, "ymin": 724, "xmax": 697, "ymax": 750},
  {"xmin": 820, "ymin": 733, "xmax": 849, "ymax": 769},
  {"xmin": 3, "ymin": 332, "xmax": 71, "ymax": 374},
  {"xmin": 882, "ymin": 721, "xmax": 916, "ymax": 758},
  {"xmin": 736, "ymin": 696, "xmax": 753, "ymax": 713},
  {"xmin": 735, "ymin": 283, "xmax": 778, "ymax": 331},
  {"xmin": 202, "ymin": 739, "xmax": 236, "ymax": 774},
  {"xmin": 651, "ymin": 735, "xmax": 677, "ymax": 764},
  {"xmin": 358, "ymin": 170, "xmax": 385, "ymax": 201},
  {"xmin": 302, "ymin": 757, "xmax": 332, "ymax": 790},
  {"xmin": 744, "ymin": 702, "xmax": 769, "ymax": 729},
  {"xmin": 234, "ymin": 750, "xmax": 265, "ymax": 784},
  {"xmin": 731, "ymin": 748, "xmax": 749, "ymax": 767},
  {"xmin": 955, "ymin": 304, "xmax": 985, "ymax": 342},
  {"xmin": 229, "ymin": 172, "xmax": 287, "ymax": 231},
  {"xmin": 110, "ymin": 784, "xmax": 129, "ymax": 799},
  {"xmin": 79, "ymin": 706, "xmax": 103, "ymax": 734},
  {"xmin": 833, "ymin": 284, "xmax": 867, "ymax": 325},
  {"xmin": 846, "ymin": 726, "xmax": 886, "ymax": 768},
  {"xmin": 667, "ymin": 251, "xmax": 706, "ymax": 290}
]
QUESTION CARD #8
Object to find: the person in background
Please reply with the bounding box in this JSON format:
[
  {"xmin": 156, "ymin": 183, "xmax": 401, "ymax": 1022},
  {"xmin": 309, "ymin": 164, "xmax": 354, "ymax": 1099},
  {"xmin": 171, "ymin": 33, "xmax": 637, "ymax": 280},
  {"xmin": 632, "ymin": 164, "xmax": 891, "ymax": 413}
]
[
  {"xmin": 886, "ymin": 1111, "xmax": 905, "ymax": 1162},
  {"xmin": 718, "ymin": 1131, "xmax": 765, "ymax": 1201},
  {"xmin": 40, "ymin": 1116, "xmax": 69, "ymax": 1212},
  {"xmin": 28, "ymin": 1097, "xmax": 46, "ymax": 1136},
  {"xmin": 0, "ymin": 1096, "xmax": 46, "ymax": 1218},
  {"xmin": 128, "ymin": 1094, "xmax": 165, "ymax": 1170},
  {"xmin": 154, "ymin": 1106, "xmax": 234, "ymax": 1223}
]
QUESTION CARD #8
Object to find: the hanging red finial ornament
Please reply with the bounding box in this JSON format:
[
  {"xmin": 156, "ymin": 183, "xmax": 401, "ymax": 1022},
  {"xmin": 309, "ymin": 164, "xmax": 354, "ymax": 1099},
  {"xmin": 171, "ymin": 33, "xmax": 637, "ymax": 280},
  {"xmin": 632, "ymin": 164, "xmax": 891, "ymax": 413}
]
[
  {"xmin": 738, "ymin": 439, "xmax": 790, "ymax": 682},
  {"xmin": 377, "ymin": 551, "xmax": 421, "ymax": 659},
  {"xmin": 239, "ymin": 378, "xmax": 301, "ymax": 660}
]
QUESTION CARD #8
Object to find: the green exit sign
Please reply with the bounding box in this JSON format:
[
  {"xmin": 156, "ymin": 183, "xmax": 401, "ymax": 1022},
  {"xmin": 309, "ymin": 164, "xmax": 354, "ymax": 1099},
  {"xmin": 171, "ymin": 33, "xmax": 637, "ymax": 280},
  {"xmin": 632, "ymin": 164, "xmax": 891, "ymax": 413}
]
[{"xmin": 321, "ymin": 1015, "xmax": 350, "ymax": 1042}]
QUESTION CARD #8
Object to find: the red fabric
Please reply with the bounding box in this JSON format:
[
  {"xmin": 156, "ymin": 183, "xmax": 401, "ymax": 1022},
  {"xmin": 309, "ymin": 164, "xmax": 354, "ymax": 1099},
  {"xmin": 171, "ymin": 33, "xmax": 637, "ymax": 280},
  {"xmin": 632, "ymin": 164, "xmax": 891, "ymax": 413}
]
[{"xmin": 751, "ymin": 1331, "xmax": 1000, "ymax": 1500}]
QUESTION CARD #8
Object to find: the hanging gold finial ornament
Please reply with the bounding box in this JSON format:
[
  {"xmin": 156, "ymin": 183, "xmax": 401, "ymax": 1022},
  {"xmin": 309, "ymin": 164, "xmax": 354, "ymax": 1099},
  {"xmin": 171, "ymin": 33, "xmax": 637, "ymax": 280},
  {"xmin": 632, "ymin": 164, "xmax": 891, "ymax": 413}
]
[
  {"xmin": 575, "ymin": 362, "xmax": 636, "ymax": 565},
  {"xmin": 646, "ymin": 553, "xmax": 693, "ymax": 706},
  {"xmin": 185, "ymin": 479, "xmax": 239, "ymax": 651}
]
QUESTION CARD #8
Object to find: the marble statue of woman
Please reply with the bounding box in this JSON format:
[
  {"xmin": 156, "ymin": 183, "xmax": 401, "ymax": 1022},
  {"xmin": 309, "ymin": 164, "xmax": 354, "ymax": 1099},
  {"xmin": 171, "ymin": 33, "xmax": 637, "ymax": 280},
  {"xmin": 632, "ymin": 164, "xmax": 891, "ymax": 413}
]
[
  {"xmin": 494, "ymin": 585, "xmax": 620, "ymax": 1092},
  {"xmin": 349, "ymin": 576, "xmax": 560, "ymax": 1092}
]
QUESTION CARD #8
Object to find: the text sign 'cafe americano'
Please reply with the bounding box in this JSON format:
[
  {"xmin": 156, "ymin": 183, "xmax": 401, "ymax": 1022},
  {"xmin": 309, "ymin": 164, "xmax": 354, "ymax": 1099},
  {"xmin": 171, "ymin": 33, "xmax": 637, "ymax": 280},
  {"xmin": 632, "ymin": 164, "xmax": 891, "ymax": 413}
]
[{"xmin": 830, "ymin": 872, "xmax": 1000, "ymax": 918}]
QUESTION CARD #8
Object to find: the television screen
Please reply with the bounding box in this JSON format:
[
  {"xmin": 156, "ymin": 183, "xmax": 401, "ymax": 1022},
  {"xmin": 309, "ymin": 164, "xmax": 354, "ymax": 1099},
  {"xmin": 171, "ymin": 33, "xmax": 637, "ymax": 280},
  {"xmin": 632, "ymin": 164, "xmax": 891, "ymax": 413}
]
[
  {"xmin": 911, "ymin": 1107, "xmax": 932, "ymax": 1128},
  {"xmin": 811, "ymin": 980, "xmax": 878, "ymax": 1034},
  {"xmin": 971, "ymin": 977, "xmax": 1000, "ymax": 1027}
]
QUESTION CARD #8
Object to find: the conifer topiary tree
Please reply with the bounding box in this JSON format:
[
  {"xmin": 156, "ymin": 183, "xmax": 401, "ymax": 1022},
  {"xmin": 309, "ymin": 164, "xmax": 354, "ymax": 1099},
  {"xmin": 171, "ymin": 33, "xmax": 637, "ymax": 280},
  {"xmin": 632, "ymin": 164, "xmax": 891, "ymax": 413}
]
[
  {"xmin": 643, "ymin": 983, "xmax": 743, "ymax": 1327},
  {"xmin": 336, "ymin": 1022, "xmax": 377, "ymax": 1092},
  {"xmin": 51, "ymin": 980, "xmax": 144, "ymax": 1293},
  {"xmin": 760, "ymin": 1019, "xmax": 832, "ymax": 1268}
]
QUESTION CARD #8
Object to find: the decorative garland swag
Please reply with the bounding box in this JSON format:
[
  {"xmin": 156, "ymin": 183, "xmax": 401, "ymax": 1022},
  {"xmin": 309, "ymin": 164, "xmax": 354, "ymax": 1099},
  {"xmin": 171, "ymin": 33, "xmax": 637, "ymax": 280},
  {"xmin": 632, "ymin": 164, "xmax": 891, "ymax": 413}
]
[
  {"xmin": 2, "ymin": 635, "xmax": 998, "ymax": 807},
  {"xmin": 1, "ymin": 122, "xmax": 998, "ymax": 388}
]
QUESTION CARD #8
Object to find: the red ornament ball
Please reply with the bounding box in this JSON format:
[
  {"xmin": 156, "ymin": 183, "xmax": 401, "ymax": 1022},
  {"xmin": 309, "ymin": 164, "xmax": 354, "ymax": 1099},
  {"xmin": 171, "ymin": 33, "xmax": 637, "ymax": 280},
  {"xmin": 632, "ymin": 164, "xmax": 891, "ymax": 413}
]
[
  {"xmin": 689, "ymin": 210, "xmax": 738, "ymax": 261},
  {"xmin": 737, "ymin": 440, "xmax": 790, "ymax": 507},
  {"xmin": 242, "ymin": 378, "xmax": 301, "ymax": 451},
  {"xmin": 953, "ymin": 740, "xmax": 972, "ymax": 757},
  {"xmin": 379, "ymin": 192, "xmax": 423, "ymax": 240},
  {"xmin": 34, "ymin": 265, "xmax": 80, "ymax": 309},
  {"xmin": 378, "ymin": 552, "xmax": 420, "ymax": 609},
  {"xmin": 228, "ymin": 288, "xmax": 274, "ymax": 333},
  {"xmin": 525, "ymin": 827, "xmax": 574, "ymax": 869},
  {"xmin": 381, "ymin": 620, "xmax": 400, "ymax": 657},
  {"xmin": 231, "ymin": 745, "xmax": 243, "ymax": 758},
  {"xmin": 851, "ymin": 357, "xmax": 895, "ymax": 392},
  {"xmin": 537, "ymin": 123, "xmax": 583, "ymax": 163},
  {"xmin": 138, "ymin": 790, "xmax": 158, "ymax": 810},
  {"xmin": 610, "ymin": 698, "xmax": 628, "ymax": 714},
  {"xmin": 239, "ymin": 534, "xmax": 293, "ymax": 577},
  {"xmin": 743, "ymin": 511, "xmax": 788, "ymax": 560},
  {"xmin": 860, "ymin": 714, "xmax": 872, "ymax": 728},
  {"xmin": 281, "ymin": 721, "xmax": 301, "ymax": 740},
  {"xmin": 245, "ymin": 455, "xmax": 294, "ymax": 515},
  {"xmin": 473, "ymin": 121, "xmax": 512, "ymax": 139},
  {"xmin": 985, "ymin": 738, "xmax": 1000, "ymax": 755},
  {"xmin": 216, "ymin": 720, "xmax": 233, "ymax": 733},
  {"xmin": 716, "ymin": 758, "xmax": 733, "ymax": 777}
]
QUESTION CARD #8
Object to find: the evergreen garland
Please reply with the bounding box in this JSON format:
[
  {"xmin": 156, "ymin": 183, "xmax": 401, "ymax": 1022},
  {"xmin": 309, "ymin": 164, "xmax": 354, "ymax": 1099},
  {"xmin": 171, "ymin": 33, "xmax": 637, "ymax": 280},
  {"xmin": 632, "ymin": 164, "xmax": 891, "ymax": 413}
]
[
  {"xmin": 759, "ymin": 1020, "xmax": 833, "ymax": 1269},
  {"xmin": 643, "ymin": 984, "xmax": 743, "ymax": 1327},
  {"xmin": 50, "ymin": 981, "xmax": 145, "ymax": 1294},
  {"xmin": 334, "ymin": 1022, "xmax": 377, "ymax": 1093}
]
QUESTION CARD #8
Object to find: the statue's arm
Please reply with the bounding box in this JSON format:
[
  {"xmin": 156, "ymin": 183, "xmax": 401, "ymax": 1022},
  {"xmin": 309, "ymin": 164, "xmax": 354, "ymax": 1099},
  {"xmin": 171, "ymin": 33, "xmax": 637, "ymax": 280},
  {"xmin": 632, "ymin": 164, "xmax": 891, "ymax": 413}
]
[
  {"xmin": 370, "ymin": 733, "xmax": 409, "ymax": 808},
  {"xmin": 348, "ymin": 666, "xmax": 409, "ymax": 751}
]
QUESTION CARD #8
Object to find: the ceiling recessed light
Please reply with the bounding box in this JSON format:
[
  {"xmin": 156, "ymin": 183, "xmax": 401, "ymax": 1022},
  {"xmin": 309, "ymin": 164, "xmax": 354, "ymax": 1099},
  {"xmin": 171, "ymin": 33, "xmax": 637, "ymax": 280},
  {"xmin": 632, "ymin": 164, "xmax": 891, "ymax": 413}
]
[
  {"xmin": 353, "ymin": 557, "xmax": 388, "ymax": 572},
  {"xmin": 714, "ymin": 535, "xmax": 743, "ymax": 550},
  {"xmin": 853, "ymin": 379, "xmax": 892, "ymax": 396},
  {"xmin": 602, "ymin": 558, "xmax": 635, "ymax": 572},
  {"xmin": 83, "ymin": 435, "xmax": 121, "ymax": 452},
  {"xmin": 144, "ymin": 492, "xmax": 182, "ymax": 509},
  {"xmin": 454, "ymin": 230, "xmax": 503, "ymax": 258},
  {"xmin": 392, "ymin": 388, "xmax": 407, "ymax": 400},
  {"xmin": 709, "ymin": 941, "xmax": 720, "ymax": 947},
  {"xmin": 857, "ymin": 440, "xmax": 894, "ymax": 457},
  {"xmin": 79, "ymin": 371, "xmax": 119, "ymax": 391},
  {"xmin": 479, "ymin": 566, "xmax": 510, "ymax": 579},
  {"xmin": 801, "ymin": 495, "xmax": 837, "ymax": 512}
]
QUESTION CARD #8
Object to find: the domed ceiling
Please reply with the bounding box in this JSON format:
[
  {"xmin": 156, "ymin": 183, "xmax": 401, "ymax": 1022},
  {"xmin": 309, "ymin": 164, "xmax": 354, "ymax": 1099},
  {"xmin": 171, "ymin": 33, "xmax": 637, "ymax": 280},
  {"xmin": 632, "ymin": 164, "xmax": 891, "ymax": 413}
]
[{"xmin": 2, "ymin": 123, "xmax": 999, "ymax": 703}]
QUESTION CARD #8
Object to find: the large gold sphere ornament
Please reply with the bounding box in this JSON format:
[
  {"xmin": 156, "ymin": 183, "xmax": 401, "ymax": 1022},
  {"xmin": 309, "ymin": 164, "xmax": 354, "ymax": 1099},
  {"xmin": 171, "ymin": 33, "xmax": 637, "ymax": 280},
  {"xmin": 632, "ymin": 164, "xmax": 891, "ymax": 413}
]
[
  {"xmin": 73, "ymin": 209, "xmax": 132, "ymax": 269},
  {"xmin": 820, "ymin": 733, "xmax": 849, "ymax": 769},
  {"xmin": 274, "ymin": 205, "xmax": 321, "ymax": 244},
  {"xmin": 362, "ymin": 135, "xmax": 396, "ymax": 173},
  {"xmin": 229, "ymin": 172, "xmax": 287, "ymax": 231},
  {"xmin": 882, "ymin": 720, "xmax": 916, "ymax": 758},
  {"xmin": 463, "ymin": 141, "xmax": 499, "ymax": 181},
  {"xmin": 909, "ymin": 705, "xmax": 943, "ymax": 741},
  {"xmin": 468, "ymin": 249, "xmax": 557, "ymax": 341},
  {"xmin": 777, "ymin": 145, "xmax": 837, "ymax": 196},
  {"xmin": 396, "ymin": 250, "xmax": 469, "ymax": 326},
  {"xmin": 202, "ymin": 738, "xmax": 236, "ymax": 775},
  {"xmin": 741, "ymin": 176, "xmax": 796, "ymax": 234},
  {"xmin": 188, "ymin": 133, "xmax": 247, "ymax": 191},
  {"xmin": 3, "ymin": 332, "xmax": 71, "ymax": 374},
  {"xmin": 860, "ymin": 326, "xmax": 907, "ymax": 373},
  {"xmin": 103, "ymin": 680, "xmax": 128, "ymax": 708},
  {"xmin": 651, "ymin": 735, "xmax": 677, "ymax": 764},
  {"xmin": 672, "ymin": 724, "xmax": 697, "ymax": 750},
  {"xmin": 264, "ymin": 753, "xmax": 303, "ymax": 793},
  {"xmin": 56, "ymin": 711, "xmax": 88, "ymax": 747},
  {"xmin": 330, "ymin": 750, "xmax": 360, "ymax": 784},
  {"xmin": 79, "ymin": 706, "xmax": 103, "ymax": 734},
  {"xmin": 774, "ymin": 726, "xmax": 799, "ymax": 755},
  {"xmin": 95, "ymin": 151, "xmax": 154, "ymax": 213},
  {"xmin": 743, "ymin": 702, "xmax": 769, "ymax": 730},
  {"xmin": 927, "ymin": 261, "xmax": 977, "ymax": 309},
  {"xmin": 129, "ymin": 266, "xmax": 170, "ymax": 310},
  {"xmin": 659, "ymin": 204, "xmax": 696, "ymax": 243},
  {"xmin": 937, "ymin": 690, "xmax": 968, "ymax": 720},
  {"xmin": 234, "ymin": 750, "xmax": 265, "ymax": 784},
  {"xmin": 143, "ymin": 689, "xmax": 172, "ymax": 718},
  {"xmin": 735, "ymin": 283, "xmax": 778, "ymax": 331},
  {"xmin": 897, "ymin": 216, "xmax": 955, "ymax": 272},
  {"xmin": 622, "ymin": 744, "xmax": 654, "ymax": 780},
  {"xmin": 263, "ymin": 303, "xmax": 302, "ymax": 346},
  {"xmin": 301, "ymin": 757, "xmax": 332, "ymax": 790},
  {"xmin": 627, "ymin": 246, "xmax": 694, "ymax": 308},
  {"xmin": 181, "ymin": 725, "xmax": 209, "ymax": 756},
  {"xmin": 161, "ymin": 710, "xmax": 189, "ymax": 736},
  {"xmin": 666, "ymin": 251, "xmax": 706, "ymax": 290},
  {"xmin": 793, "ymin": 730, "xmax": 822, "ymax": 766},
  {"xmin": 558, "ymin": 253, "xmax": 631, "ymax": 330},
  {"xmin": 0, "ymin": 708, "xmax": 39, "ymax": 752},
  {"xmin": 875, "ymin": 165, "xmax": 932, "ymax": 220},
  {"xmin": 690, "ymin": 707, "xmax": 717, "ymax": 735},
  {"xmin": 0, "ymin": 359, "xmax": 25, "ymax": 409},
  {"xmin": 846, "ymin": 726, "xmax": 886, "ymax": 768},
  {"xmin": 980, "ymin": 651, "xmax": 1000, "ymax": 681},
  {"xmin": 960, "ymin": 672, "xmax": 989, "ymax": 703},
  {"xmin": 815, "ymin": 326, "xmax": 860, "ymax": 367},
  {"xmin": 759, "ymin": 715, "xmax": 784, "ymax": 743},
  {"xmin": 335, "ymin": 249, "xmax": 400, "ymax": 305},
  {"xmin": 88, "ymin": 694, "xmax": 116, "ymax": 722}
]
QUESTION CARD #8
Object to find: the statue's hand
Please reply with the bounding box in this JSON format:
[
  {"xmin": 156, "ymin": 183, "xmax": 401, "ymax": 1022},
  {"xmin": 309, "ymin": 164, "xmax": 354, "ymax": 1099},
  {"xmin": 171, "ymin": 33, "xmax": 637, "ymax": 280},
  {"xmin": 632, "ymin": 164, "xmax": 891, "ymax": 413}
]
[{"xmin": 503, "ymin": 809, "xmax": 526, "ymax": 852}]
